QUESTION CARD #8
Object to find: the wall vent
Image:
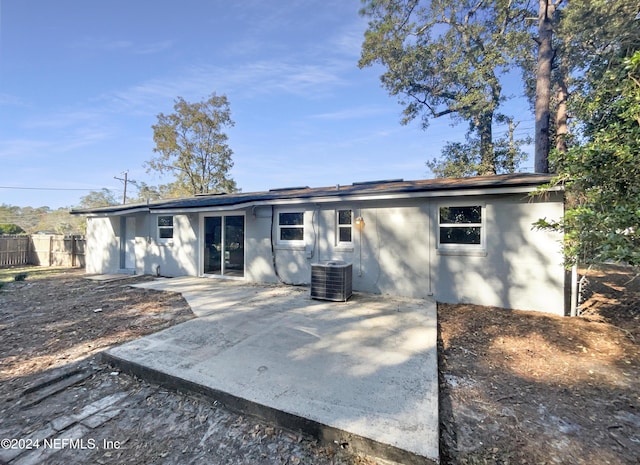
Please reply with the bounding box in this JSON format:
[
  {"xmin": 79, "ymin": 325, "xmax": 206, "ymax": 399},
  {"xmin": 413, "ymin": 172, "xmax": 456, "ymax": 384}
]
[{"xmin": 311, "ymin": 261, "xmax": 353, "ymax": 302}]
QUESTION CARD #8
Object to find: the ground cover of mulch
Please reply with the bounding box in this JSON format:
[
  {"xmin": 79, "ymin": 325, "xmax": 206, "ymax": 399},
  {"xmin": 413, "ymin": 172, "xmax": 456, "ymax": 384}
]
[
  {"xmin": 438, "ymin": 264, "xmax": 639, "ymax": 464},
  {"xmin": 1, "ymin": 265, "xmax": 638, "ymax": 464},
  {"xmin": 0, "ymin": 268, "xmax": 377, "ymax": 465}
]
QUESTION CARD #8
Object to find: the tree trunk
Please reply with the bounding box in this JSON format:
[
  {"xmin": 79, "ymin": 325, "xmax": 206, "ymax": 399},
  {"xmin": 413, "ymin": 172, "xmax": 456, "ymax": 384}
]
[
  {"xmin": 555, "ymin": 61, "xmax": 569, "ymax": 157},
  {"xmin": 477, "ymin": 112, "xmax": 496, "ymax": 175},
  {"xmin": 506, "ymin": 118, "xmax": 518, "ymax": 173},
  {"xmin": 534, "ymin": 0, "xmax": 556, "ymax": 173}
]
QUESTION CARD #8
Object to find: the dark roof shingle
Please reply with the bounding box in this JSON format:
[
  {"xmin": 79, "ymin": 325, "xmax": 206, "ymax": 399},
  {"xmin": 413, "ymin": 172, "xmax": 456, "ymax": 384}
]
[{"xmin": 71, "ymin": 173, "xmax": 554, "ymax": 215}]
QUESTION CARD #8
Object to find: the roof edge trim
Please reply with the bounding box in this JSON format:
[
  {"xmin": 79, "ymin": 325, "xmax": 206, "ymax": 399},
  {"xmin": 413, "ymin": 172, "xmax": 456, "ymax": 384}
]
[{"xmin": 148, "ymin": 184, "xmax": 562, "ymax": 214}]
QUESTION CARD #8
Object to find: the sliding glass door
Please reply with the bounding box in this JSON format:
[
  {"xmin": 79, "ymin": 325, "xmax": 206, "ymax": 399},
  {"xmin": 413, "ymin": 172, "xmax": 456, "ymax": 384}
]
[{"xmin": 203, "ymin": 215, "xmax": 244, "ymax": 277}]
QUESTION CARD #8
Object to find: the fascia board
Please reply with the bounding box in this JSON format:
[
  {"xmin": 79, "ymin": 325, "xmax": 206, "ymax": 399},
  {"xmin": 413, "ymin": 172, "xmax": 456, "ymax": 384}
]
[
  {"xmin": 79, "ymin": 207, "xmax": 150, "ymax": 217},
  {"xmin": 149, "ymin": 184, "xmax": 561, "ymax": 214}
]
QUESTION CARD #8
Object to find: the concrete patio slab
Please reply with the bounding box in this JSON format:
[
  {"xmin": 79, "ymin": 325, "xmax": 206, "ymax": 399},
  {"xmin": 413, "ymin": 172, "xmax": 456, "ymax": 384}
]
[{"xmin": 104, "ymin": 278, "xmax": 439, "ymax": 464}]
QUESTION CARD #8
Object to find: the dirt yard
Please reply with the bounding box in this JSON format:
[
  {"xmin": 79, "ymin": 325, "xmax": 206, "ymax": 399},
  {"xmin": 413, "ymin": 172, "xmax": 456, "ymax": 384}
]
[
  {"xmin": 439, "ymin": 265, "xmax": 640, "ymax": 465},
  {"xmin": 0, "ymin": 268, "xmax": 376, "ymax": 465},
  {"xmin": 0, "ymin": 265, "xmax": 638, "ymax": 464}
]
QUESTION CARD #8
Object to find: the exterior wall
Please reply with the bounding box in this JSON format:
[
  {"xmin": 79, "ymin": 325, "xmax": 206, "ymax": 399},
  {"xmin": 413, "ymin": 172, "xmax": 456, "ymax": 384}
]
[
  {"xmin": 85, "ymin": 213, "xmax": 198, "ymax": 277},
  {"xmin": 244, "ymin": 193, "xmax": 564, "ymax": 315},
  {"xmin": 430, "ymin": 193, "xmax": 565, "ymax": 315},
  {"xmin": 86, "ymin": 190, "xmax": 565, "ymax": 314},
  {"xmin": 85, "ymin": 217, "xmax": 120, "ymax": 274},
  {"xmin": 244, "ymin": 205, "xmax": 314, "ymax": 285},
  {"xmin": 348, "ymin": 202, "xmax": 432, "ymax": 298},
  {"xmin": 245, "ymin": 206, "xmax": 278, "ymax": 283},
  {"xmin": 141, "ymin": 213, "xmax": 198, "ymax": 277}
]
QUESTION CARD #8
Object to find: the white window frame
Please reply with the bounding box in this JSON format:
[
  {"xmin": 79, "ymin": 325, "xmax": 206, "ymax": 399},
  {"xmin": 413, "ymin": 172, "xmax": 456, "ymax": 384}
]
[
  {"xmin": 336, "ymin": 209, "xmax": 353, "ymax": 246},
  {"xmin": 437, "ymin": 203, "xmax": 486, "ymax": 255},
  {"xmin": 157, "ymin": 215, "xmax": 174, "ymax": 242},
  {"xmin": 277, "ymin": 210, "xmax": 305, "ymax": 246}
]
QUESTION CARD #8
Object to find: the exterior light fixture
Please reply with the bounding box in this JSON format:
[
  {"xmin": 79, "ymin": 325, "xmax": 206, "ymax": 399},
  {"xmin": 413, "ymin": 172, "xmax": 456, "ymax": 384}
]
[{"xmin": 354, "ymin": 216, "xmax": 365, "ymax": 230}]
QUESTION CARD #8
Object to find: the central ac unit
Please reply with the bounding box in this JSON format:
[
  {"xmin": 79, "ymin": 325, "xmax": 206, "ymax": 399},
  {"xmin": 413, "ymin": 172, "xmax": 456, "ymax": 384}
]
[{"xmin": 310, "ymin": 261, "xmax": 353, "ymax": 302}]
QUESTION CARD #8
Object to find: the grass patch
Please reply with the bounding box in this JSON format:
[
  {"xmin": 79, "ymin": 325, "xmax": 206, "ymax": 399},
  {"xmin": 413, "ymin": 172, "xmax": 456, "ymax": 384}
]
[{"xmin": 0, "ymin": 266, "xmax": 71, "ymax": 285}]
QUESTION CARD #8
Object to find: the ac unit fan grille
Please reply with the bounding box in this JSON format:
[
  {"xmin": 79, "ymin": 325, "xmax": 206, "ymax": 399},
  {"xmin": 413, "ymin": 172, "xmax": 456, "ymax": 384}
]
[{"xmin": 311, "ymin": 262, "xmax": 353, "ymax": 302}]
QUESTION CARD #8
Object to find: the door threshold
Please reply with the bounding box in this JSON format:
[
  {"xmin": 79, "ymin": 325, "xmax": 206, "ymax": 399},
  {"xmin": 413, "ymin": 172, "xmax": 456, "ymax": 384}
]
[{"xmin": 117, "ymin": 269, "xmax": 137, "ymax": 275}]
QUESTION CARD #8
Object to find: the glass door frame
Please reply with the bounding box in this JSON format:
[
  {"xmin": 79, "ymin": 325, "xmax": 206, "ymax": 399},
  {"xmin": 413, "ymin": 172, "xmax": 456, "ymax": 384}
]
[{"xmin": 199, "ymin": 212, "xmax": 246, "ymax": 279}]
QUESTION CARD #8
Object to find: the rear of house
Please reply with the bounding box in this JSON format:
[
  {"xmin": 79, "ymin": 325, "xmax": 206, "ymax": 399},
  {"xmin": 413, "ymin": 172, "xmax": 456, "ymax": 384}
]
[{"xmin": 73, "ymin": 174, "xmax": 567, "ymax": 315}]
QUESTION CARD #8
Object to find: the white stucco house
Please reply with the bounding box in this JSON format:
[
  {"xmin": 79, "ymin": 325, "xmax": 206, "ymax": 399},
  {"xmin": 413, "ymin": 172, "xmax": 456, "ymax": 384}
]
[{"xmin": 72, "ymin": 173, "xmax": 568, "ymax": 315}]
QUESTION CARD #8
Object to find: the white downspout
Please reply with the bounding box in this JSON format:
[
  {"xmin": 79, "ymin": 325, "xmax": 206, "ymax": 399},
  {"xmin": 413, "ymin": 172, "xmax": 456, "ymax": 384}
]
[{"xmin": 428, "ymin": 200, "xmax": 433, "ymax": 296}]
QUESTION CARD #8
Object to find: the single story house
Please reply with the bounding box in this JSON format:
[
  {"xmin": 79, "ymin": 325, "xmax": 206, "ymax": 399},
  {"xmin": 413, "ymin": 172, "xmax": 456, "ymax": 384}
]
[{"xmin": 72, "ymin": 173, "xmax": 568, "ymax": 315}]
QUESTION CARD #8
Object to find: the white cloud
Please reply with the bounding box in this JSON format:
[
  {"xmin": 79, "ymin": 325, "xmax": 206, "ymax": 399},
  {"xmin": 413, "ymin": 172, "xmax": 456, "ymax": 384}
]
[
  {"xmin": 23, "ymin": 110, "xmax": 106, "ymax": 130},
  {"xmin": 103, "ymin": 54, "xmax": 352, "ymax": 114},
  {"xmin": 310, "ymin": 105, "xmax": 389, "ymax": 120},
  {"xmin": 0, "ymin": 127, "xmax": 111, "ymax": 160},
  {"xmin": 70, "ymin": 37, "xmax": 132, "ymax": 51},
  {"xmin": 54, "ymin": 128, "xmax": 112, "ymax": 153},
  {"xmin": 327, "ymin": 22, "xmax": 367, "ymax": 59},
  {"xmin": 69, "ymin": 37, "xmax": 173, "ymax": 55},
  {"xmin": 134, "ymin": 40, "xmax": 174, "ymax": 55},
  {"xmin": 0, "ymin": 93, "xmax": 26, "ymax": 107},
  {"xmin": 0, "ymin": 138, "xmax": 50, "ymax": 159},
  {"xmin": 106, "ymin": 80, "xmax": 182, "ymax": 113}
]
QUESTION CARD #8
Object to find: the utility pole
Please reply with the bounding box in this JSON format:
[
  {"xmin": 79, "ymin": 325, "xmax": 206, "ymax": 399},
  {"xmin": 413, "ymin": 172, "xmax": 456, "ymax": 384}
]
[{"xmin": 114, "ymin": 171, "xmax": 137, "ymax": 204}]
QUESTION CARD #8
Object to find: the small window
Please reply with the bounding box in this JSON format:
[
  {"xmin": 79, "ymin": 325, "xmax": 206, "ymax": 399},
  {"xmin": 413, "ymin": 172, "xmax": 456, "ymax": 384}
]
[
  {"xmin": 158, "ymin": 215, "xmax": 174, "ymax": 240},
  {"xmin": 278, "ymin": 212, "xmax": 304, "ymax": 243},
  {"xmin": 439, "ymin": 206, "xmax": 482, "ymax": 246},
  {"xmin": 337, "ymin": 209, "xmax": 353, "ymax": 244}
]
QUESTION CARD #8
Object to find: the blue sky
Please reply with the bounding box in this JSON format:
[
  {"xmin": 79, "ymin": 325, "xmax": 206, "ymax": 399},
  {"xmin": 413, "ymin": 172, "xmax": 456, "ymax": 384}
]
[{"xmin": 0, "ymin": 0, "xmax": 535, "ymax": 209}]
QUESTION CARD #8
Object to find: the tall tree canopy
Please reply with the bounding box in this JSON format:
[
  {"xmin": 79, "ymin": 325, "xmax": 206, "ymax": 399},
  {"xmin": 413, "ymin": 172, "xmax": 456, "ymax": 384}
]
[
  {"xmin": 426, "ymin": 116, "xmax": 529, "ymax": 177},
  {"xmin": 0, "ymin": 204, "xmax": 85, "ymax": 235},
  {"xmin": 555, "ymin": 0, "xmax": 639, "ymax": 136},
  {"xmin": 359, "ymin": 0, "xmax": 640, "ymax": 266},
  {"xmin": 359, "ymin": 0, "xmax": 533, "ymax": 175},
  {"xmin": 77, "ymin": 189, "xmax": 119, "ymax": 209},
  {"xmin": 536, "ymin": 51, "xmax": 640, "ymax": 266},
  {"xmin": 531, "ymin": 0, "xmax": 640, "ymax": 171},
  {"xmin": 147, "ymin": 94, "xmax": 237, "ymax": 197},
  {"xmin": 531, "ymin": 0, "xmax": 640, "ymax": 266}
]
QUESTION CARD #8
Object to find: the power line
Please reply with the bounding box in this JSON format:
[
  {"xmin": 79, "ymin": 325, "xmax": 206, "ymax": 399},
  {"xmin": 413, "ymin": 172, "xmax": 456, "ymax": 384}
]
[
  {"xmin": 0, "ymin": 186, "xmax": 120, "ymax": 191},
  {"xmin": 113, "ymin": 171, "xmax": 138, "ymax": 205},
  {"xmin": 0, "ymin": 213, "xmax": 74, "ymax": 218}
]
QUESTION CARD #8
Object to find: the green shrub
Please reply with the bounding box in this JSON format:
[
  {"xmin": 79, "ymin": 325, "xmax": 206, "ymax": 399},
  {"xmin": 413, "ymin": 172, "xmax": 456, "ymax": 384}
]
[{"xmin": 0, "ymin": 223, "xmax": 26, "ymax": 234}]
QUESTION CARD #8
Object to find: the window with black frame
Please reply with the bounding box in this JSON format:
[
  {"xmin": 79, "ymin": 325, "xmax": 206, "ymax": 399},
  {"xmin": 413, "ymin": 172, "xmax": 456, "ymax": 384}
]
[
  {"xmin": 278, "ymin": 212, "xmax": 304, "ymax": 243},
  {"xmin": 337, "ymin": 209, "xmax": 353, "ymax": 244},
  {"xmin": 157, "ymin": 215, "xmax": 174, "ymax": 240},
  {"xmin": 438, "ymin": 206, "xmax": 482, "ymax": 246}
]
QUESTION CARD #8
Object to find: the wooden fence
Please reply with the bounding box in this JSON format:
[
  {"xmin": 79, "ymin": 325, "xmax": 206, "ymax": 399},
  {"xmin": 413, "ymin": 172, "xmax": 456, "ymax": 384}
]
[{"xmin": 0, "ymin": 235, "xmax": 85, "ymax": 268}]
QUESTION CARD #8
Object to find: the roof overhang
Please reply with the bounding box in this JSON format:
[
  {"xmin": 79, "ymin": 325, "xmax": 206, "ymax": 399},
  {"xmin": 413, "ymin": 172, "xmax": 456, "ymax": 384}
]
[
  {"xmin": 73, "ymin": 206, "xmax": 151, "ymax": 217},
  {"xmin": 150, "ymin": 184, "xmax": 561, "ymax": 214},
  {"xmin": 72, "ymin": 174, "xmax": 562, "ymax": 217}
]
